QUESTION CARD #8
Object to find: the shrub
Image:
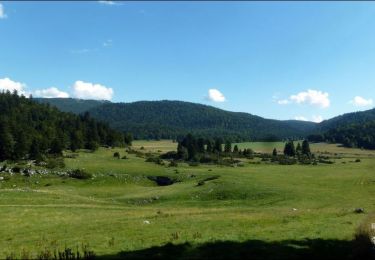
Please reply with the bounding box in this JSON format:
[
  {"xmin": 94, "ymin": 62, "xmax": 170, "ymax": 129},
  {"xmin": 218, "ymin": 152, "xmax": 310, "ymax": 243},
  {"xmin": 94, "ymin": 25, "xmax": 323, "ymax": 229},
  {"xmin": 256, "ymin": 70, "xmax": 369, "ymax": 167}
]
[
  {"xmin": 12, "ymin": 166, "xmax": 21, "ymax": 173},
  {"xmin": 46, "ymin": 157, "xmax": 65, "ymax": 169},
  {"xmin": 355, "ymin": 159, "xmax": 361, "ymax": 163},
  {"xmin": 69, "ymin": 169, "xmax": 92, "ymax": 179},
  {"xmin": 168, "ymin": 160, "xmax": 178, "ymax": 167},
  {"xmin": 113, "ymin": 152, "xmax": 120, "ymax": 159}
]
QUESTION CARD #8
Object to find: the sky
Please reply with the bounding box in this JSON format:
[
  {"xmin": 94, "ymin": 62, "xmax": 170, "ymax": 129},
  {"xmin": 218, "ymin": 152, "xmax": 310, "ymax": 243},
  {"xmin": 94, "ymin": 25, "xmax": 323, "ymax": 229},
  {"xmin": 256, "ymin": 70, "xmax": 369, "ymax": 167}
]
[{"xmin": 1, "ymin": 1, "xmax": 375, "ymax": 122}]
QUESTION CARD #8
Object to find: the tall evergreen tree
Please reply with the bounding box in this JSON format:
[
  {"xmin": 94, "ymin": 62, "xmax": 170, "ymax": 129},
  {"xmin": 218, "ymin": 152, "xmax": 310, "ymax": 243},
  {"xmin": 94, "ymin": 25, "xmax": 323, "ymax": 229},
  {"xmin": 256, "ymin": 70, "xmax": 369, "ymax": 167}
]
[
  {"xmin": 224, "ymin": 140, "xmax": 232, "ymax": 153},
  {"xmin": 233, "ymin": 145, "xmax": 239, "ymax": 153},
  {"xmin": 302, "ymin": 140, "xmax": 311, "ymax": 156},
  {"xmin": 214, "ymin": 138, "xmax": 223, "ymax": 153},
  {"xmin": 0, "ymin": 122, "xmax": 14, "ymax": 161},
  {"xmin": 283, "ymin": 141, "xmax": 296, "ymax": 157}
]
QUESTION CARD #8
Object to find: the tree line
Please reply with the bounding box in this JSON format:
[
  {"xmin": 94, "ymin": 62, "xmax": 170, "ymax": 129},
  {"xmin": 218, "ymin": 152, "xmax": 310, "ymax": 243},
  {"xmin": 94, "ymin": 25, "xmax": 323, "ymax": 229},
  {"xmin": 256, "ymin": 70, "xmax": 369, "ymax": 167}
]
[
  {"xmin": 308, "ymin": 121, "xmax": 375, "ymax": 150},
  {"xmin": 0, "ymin": 91, "xmax": 132, "ymax": 161}
]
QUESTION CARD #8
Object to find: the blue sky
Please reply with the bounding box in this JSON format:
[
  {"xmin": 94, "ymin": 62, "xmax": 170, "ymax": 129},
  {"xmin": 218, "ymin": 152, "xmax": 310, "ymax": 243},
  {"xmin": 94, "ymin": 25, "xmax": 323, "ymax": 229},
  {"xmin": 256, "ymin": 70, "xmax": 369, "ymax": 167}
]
[{"xmin": 1, "ymin": 1, "xmax": 375, "ymax": 122}]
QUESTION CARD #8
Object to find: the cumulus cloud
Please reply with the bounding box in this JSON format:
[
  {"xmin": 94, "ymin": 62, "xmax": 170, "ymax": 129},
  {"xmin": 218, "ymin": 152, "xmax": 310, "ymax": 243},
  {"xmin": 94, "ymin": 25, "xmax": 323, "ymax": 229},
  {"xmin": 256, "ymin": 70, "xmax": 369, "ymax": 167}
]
[
  {"xmin": 312, "ymin": 115, "xmax": 323, "ymax": 123},
  {"xmin": 0, "ymin": 77, "xmax": 27, "ymax": 95},
  {"xmin": 294, "ymin": 115, "xmax": 323, "ymax": 123},
  {"xmin": 98, "ymin": 1, "xmax": 119, "ymax": 5},
  {"xmin": 290, "ymin": 89, "xmax": 330, "ymax": 108},
  {"xmin": 277, "ymin": 99, "xmax": 290, "ymax": 105},
  {"xmin": 72, "ymin": 80, "xmax": 113, "ymax": 100},
  {"xmin": 277, "ymin": 89, "xmax": 330, "ymax": 108},
  {"xmin": 349, "ymin": 96, "xmax": 373, "ymax": 107},
  {"xmin": 34, "ymin": 87, "xmax": 69, "ymax": 98},
  {"xmin": 207, "ymin": 88, "xmax": 226, "ymax": 102},
  {"xmin": 0, "ymin": 3, "xmax": 7, "ymax": 19},
  {"xmin": 294, "ymin": 116, "xmax": 308, "ymax": 121}
]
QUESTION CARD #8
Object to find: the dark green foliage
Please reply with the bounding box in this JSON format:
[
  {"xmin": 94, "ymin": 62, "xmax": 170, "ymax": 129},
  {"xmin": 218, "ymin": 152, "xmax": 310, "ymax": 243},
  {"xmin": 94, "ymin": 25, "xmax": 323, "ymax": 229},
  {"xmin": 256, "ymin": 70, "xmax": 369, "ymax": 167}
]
[
  {"xmin": 214, "ymin": 138, "xmax": 223, "ymax": 153},
  {"xmin": 78, "ymin": 100, "xmax": 316, "ymax": 141},
  {"xmin": 0, "ymin": 92, "xmax": 128, "ymax": 161},
  {"xmin": 69, "ymin": 169, "xmax": 92, "ymax": 179},
  {"xmin": 283, "ymin": 141, "xmax": 296, "ymax": 157},
  {"xmin": 272, "ymin": 148, "xmax": 277, "ymax": 157},
  {"xmin": 233, "ymin": 145, "xmax": 239, "ymax": 153},
  {"xmin": 113, "ymin": 152, "xmax": 120, "ymax": 159},
  {"xmin": 296, "ymin": 143, "xmax": 302, "ymax": 154},
  {"xmin": 302, "ymin": 140, "xmax": 311, "ymax": 156},
  {"xmin": 224, "ymin": 140, "xmax": 232, "ymax": 153},
  {"xmin": 319, "ymin": 122, "xmax": 375, "ymax": 150},
  {"xmin": 34, "ymin": 97, "xmax": 109, "ymax": 114},
  {"xmin": 46, "ymin": 157, "xmax": 65, "ymax": 169},
  {"xmin": 0, "ymin": 120, "xmax": 14, "ymax": 161}
]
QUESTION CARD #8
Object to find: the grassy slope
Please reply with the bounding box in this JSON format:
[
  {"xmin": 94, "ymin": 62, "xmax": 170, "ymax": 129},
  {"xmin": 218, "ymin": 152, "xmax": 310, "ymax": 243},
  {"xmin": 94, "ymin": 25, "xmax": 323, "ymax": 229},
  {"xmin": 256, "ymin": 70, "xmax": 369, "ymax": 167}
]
[{"xmin": 1, "ymin": 141, "xmax": 375, "ymax": 258}]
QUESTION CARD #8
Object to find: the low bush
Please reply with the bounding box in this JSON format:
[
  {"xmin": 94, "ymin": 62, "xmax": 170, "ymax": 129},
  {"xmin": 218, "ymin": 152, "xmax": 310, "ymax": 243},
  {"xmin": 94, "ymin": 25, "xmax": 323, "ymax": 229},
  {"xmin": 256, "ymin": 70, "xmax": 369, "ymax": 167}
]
[{"xmin": 68, "ymin": 169, "xmax": 92, "ymax": 180}]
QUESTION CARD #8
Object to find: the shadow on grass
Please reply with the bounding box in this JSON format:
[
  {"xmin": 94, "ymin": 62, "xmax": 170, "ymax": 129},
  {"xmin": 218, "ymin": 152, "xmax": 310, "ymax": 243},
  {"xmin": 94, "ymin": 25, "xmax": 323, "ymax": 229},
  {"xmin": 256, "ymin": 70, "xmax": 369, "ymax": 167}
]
[{"xmin": 98, "ymin": 236, "xmax": 375, "ymax": 260}]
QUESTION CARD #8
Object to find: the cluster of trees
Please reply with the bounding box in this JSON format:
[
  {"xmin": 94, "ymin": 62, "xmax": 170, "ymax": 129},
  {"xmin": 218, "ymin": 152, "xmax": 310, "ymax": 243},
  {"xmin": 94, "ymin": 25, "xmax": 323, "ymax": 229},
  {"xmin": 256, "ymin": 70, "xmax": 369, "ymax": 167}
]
[
  {"xmin": 0, "ymin": 91, "xmax": 132, "ymax": 161},
  {"xmin": 160, "ymin": 134, "xmax": 254, "ymax": 162},
  {"xmin": 282, "ymin": 140, "xmax": 311, "ymax": 157},
  {"xmin": 308, "ymin": 122, "xmax": 375, "ymax": 150}
]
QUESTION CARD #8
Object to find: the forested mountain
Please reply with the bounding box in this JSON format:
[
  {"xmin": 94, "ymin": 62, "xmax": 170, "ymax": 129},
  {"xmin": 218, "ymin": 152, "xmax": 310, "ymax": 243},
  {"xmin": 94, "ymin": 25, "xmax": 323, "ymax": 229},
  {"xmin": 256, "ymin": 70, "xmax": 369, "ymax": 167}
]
[
  {"xmin": 34, "ymin": 98, "xmax": 109, "ymax": 114},
  {"xmin": 86, "ymin": 100, "xmax": 316, "ymax": 141},
  {"xmin": 35, "ymin": 98, "xmax": 375, "ymax": 148},
  {"xmin": 0, "ymin": 92, "xmax": 130, "ymax": 161},
  {"xmin": 318, "ymin": 108, "xmax": 375, "ymax": 132},
  {"xmin": 307, "ymin": 108, "xmax": 375, "ymax": 149},
  {"xmin": 321, "ymin": 121, "xmax": 375, "ymax": 149}
]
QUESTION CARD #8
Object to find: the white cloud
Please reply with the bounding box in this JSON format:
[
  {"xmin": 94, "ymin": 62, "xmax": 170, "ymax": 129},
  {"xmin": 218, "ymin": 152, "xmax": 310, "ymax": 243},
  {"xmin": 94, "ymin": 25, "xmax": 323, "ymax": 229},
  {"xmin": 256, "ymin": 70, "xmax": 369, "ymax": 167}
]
[
  {"xmin": 277, "ymin": 89, "xmax": 330, "ymax": 108},
  {"xmin": 312, "ymin": 115, "xmax": 323, "ymax": 123},
  {"xmin": 103, "ymin": 39, "xmax": 113, "ymax": 47},
  {"xmin": 98, "ymin": 1, "xmax": 120, "ymax": 5},
  {"xmin": 349, "ymin": 96, "xmax": 373, "ymax": 107},
  {"xmin": 0, "ymin": 77, "xmax": 27, "ymax": 95},
  {"xmin": 294, "ymin": 116, "xmax": 308, "ymax": 121},
  {"xmin": 294, "ymin": 115, "xmax": 323, "ymax": 123},
  {"xmin": 290, "ymin": 89, "xmax": 330, "ymax": 108},
  {"xmin": 277, "ymin": 99, "xmax": 290, "ymax": 105},
  {"xmin": 0, "ymin": 3, "xmax": 7, "ymax": 19},
  {"xmin": 34, "ymin": 87, "xmax": 69, "ymax": 98},
  {"xmin": 72, "ymin": 80, "xmax": 113, "ymax": 100},
  {"xmin": 207, "ymin": 88, "xmax": 226, "ymax": 102}
]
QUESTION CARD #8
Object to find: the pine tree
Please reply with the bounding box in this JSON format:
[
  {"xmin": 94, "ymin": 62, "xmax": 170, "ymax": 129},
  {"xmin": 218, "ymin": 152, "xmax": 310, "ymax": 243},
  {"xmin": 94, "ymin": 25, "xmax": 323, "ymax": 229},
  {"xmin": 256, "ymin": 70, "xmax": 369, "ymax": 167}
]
[
  {"xmin": 296, "ymin": 143, "xmax": 302, "ymax": 154},
  {"xmin": 302, "ymin": 140, "xmax": 311, "ymax": 156},
  {"xmin": 283, "ymin": 141, "xmax": 296, "ymax": 157},
  {"xmin": 272, "ymin": 148, "xmax": 277, "ymax": 157},
  {"xmin": 214, "ymin": 138, "xmax": 223, "ymax": 153},
  {"xmin": 224, "ymin": 140, "xmax": 232, "ymax": 153},
  {"xmin": 233, "ymin": 145, "xmax": 239, "ymax": 153},
  {"xmin": 0, "ymin": 122, "xmax": 14, "ymax": 161},
  {"xmin": 206, "ymin": 140, "xmax": 213, "ymax": 153}
]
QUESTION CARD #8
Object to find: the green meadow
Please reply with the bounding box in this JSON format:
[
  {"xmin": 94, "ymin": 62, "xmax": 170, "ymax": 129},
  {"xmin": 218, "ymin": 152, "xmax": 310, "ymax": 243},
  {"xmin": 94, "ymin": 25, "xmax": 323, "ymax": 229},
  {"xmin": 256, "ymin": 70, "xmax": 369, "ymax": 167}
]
[{"xmin": 1, "ymin": 140, "xmax": 375, "ymax": 259}]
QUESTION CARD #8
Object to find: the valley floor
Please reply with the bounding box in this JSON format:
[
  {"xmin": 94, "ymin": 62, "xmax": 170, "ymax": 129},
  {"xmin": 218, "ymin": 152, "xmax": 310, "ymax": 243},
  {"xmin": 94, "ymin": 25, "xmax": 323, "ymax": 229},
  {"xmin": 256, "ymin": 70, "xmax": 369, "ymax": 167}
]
[{"xmin": 1, "ymin": 141, "xmax": 375, "ymax": 259}]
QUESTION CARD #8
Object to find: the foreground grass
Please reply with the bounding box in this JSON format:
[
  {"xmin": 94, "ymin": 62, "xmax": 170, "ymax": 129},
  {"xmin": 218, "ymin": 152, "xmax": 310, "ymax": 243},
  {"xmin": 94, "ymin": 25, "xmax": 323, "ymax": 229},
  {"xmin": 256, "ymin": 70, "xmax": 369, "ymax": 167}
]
[{"xmin": 1, "ymin": 141, "xmax": 375, "ymax": 258}]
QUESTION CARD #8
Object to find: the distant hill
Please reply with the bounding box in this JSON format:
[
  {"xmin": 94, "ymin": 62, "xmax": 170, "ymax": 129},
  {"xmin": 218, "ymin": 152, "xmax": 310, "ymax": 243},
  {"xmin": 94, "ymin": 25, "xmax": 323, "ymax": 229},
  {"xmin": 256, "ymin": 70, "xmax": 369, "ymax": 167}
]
[
  {"xmin": 34, "ymin": 98, "xmax": 318, "ymax": 140},
  {"xmin": 85, "ymin": 100, "xmax": 316, "ymax": 141},
  {"xmin": 34, "ymin": 98, "xmax": 110, "ymax": 114},
  {"xmin": 307, "ymin": 108, "xmax": 375, "ymax": 149},
  {"xmin": 318, "ymin": 108, "xmax": 375, "ymax": 131}
]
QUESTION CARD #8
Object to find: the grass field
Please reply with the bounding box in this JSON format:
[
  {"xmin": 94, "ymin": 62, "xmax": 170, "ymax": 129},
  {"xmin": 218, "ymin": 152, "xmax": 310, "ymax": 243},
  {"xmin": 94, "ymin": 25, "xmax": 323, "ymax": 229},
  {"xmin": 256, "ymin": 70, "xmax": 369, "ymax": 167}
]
[{"xmin": 1, "ymin": 141, "xmax": 375, "ymax": 259}]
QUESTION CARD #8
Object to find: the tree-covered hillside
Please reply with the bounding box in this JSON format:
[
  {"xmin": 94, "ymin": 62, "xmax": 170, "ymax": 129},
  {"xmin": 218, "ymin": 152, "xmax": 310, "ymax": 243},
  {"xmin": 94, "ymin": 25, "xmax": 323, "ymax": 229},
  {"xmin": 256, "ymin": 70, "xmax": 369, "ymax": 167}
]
[
  {"xmin": 318, "ymin": 108, "xmax": 375, "ymax": 132},
  {"xmin": 34, "ymin": 98, "xmax": 109, "ymax": 114},
  {"xmin": 87, "ymin": 100, "xmax": 317, "ymax": 141},
  {"xmin": 309, "ymin": 121, "xmax": 375, "ymax": 149},
  {"xmin": 0, "ymin": 92, "xmax": 130, "ymax": 161}
]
